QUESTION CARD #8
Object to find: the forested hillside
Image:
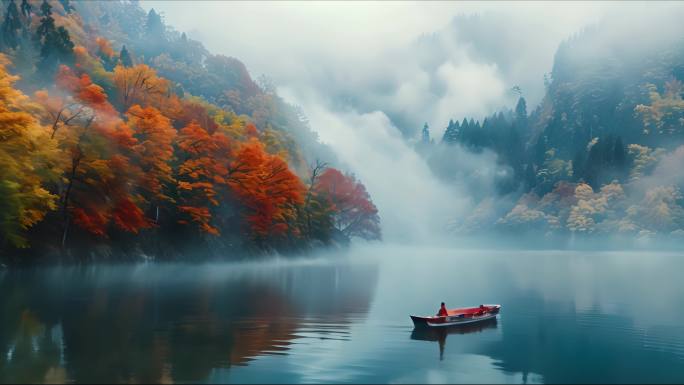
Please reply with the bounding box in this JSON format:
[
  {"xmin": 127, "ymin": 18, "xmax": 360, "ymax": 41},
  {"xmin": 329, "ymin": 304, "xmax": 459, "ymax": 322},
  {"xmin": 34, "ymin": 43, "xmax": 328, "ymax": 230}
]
[
  {"xmin": 423, "ymin": 20, "xmax": 684, "ymax": 239},
  {"xmin": 0, "ymin": 0, "xmax": 380, "ymax": 263}
]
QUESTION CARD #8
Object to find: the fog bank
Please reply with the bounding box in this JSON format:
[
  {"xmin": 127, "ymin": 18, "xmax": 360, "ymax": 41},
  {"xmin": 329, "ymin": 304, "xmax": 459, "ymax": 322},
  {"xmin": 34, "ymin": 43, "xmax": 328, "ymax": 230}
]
[{"xmin": 143, "ymin": 1, "xmax": 683, "ymax": 243}]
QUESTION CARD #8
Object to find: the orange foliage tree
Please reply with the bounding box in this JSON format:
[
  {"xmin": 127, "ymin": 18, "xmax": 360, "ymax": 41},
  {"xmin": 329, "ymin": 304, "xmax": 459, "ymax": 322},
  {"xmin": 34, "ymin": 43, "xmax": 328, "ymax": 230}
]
[
  {"xmin": 126, "ymin": 104, "xmax": 177, "ymax": 222},
  {"xmin": 95, "ymin": 37, "xmax": 115, "ymax": 59},
  {"xmin": 227, "ymin": 139, "xmax": 305, "ymax": 242},
  {"xmin": 113, "ymin": 64, "xmax": 170, "ymax": 110},
  {"xmin": 55, "ymin": 65, "xmax": 117, "ymax": 115},
  {"xmin": 315, "ymin": 168, "xmax": 381, "ymax": 240},
  {"xmin": 0, "ymin": 9, "xmax": 383, "ymax": 256},
  {"xmin": 35, "ymin": 66, "xmax": 151, "ymax": 246},
  {"xmin": 54, "ymin": 113, "xmax": 150, "ymax": 244},
  {"xmin": 175, "ymin": 120, "xmax": 232, "ymax": 234}
]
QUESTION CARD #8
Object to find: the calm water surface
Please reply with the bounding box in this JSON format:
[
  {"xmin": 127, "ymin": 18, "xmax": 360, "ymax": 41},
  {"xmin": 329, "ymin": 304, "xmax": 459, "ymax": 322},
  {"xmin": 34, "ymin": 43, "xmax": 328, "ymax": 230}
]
[{"xmin": 1, "ymin": 246, "xmax": 684, "ymax": 383}]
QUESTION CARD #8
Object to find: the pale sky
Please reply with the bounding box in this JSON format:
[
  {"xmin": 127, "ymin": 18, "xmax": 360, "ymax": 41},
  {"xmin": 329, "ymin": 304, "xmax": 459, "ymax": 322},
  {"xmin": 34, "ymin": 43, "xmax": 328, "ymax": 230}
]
[{"xmin": 141, "ymin": 1, "xmax": 615, "ymax": 125}]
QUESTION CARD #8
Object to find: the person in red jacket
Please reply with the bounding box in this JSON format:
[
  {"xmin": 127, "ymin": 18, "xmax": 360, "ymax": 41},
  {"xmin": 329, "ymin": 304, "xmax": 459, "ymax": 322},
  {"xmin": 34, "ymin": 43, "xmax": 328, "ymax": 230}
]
[{"xmin": 437, "ymin": 302, "xmax": 448, "ymax": 317}]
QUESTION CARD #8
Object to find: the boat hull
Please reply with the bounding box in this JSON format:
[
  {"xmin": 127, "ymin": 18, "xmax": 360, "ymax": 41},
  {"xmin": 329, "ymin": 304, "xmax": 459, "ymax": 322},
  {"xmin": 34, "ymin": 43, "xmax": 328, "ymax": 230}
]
[{"xmin": 411, "ymin": 304, "xmax": 501, "ymax": 328}]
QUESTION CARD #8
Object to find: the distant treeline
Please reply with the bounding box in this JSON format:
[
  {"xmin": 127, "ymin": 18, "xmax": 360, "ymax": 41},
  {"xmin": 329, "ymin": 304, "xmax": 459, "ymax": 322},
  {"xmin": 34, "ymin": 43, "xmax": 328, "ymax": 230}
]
[{"xmin": 418, "ymin": 23, "xmax": 684, "ymax": 238}]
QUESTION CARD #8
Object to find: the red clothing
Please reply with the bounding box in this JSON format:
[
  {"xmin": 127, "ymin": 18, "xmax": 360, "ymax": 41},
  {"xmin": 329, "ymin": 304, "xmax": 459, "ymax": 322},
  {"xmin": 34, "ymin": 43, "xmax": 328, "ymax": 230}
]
[{"xmin": 437, "ymin": 305, "xmax": 448, "ymax": 317}]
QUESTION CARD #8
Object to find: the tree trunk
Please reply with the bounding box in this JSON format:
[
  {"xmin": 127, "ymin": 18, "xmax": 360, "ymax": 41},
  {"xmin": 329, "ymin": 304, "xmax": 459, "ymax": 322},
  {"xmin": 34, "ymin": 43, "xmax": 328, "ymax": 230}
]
[
  {"xmin": 61, "ymin": 154, "xmax": 81, "ymax": 250},
  {"xmin": 61, "ymin": 215, "xmax": 70, "ymax": 250}
]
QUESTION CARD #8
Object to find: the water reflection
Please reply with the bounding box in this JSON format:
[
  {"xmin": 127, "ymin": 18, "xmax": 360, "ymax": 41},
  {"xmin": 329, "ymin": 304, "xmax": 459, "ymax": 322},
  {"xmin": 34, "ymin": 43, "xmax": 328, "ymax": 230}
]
[
  {"xmin": 2, "ymin": 249, "xmax": 684, "ymax": 383},
  {"xmin": 0, "ymin": 262, "xmax": 379, "ymax": 383},
  {"xmin": 411, "ymin": 318, "xmax": 498, "ymax": 361},
  {"xmin": 476, "ymin": 300, "xmax": 684, "ymax": 384}
]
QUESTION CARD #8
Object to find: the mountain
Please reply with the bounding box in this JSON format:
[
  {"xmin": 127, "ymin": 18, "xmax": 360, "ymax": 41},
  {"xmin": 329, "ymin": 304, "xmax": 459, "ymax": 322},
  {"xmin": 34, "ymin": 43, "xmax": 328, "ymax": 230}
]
[
  {"xmin": 426, "ymin": 14, "xmax": 684, "ymax": 239},
  {"xmin": 0, "ymin": 0, "xmax": 381, "ymax": 264}
]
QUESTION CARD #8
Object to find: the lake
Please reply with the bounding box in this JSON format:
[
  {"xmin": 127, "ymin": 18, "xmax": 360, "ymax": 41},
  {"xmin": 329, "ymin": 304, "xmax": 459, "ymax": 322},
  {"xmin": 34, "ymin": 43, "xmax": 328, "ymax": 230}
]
[{"xmin": 1, "ymin": 245, "xmax": 684, "ymax": 383}]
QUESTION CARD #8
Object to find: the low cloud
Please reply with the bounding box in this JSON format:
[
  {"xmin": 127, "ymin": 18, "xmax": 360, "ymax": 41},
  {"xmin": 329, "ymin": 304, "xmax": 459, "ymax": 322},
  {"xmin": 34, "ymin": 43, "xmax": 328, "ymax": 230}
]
[{"xmin": 143, "ymin": 1, "xmax": 683, "ymax": 242}]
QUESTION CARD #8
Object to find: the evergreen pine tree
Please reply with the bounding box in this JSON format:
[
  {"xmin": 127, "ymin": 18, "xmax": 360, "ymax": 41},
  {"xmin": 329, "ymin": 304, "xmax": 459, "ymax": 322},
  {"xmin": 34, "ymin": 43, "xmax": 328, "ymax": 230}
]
[
  {"xmin": 143, "ymin": 8, "xmax": 167, "ymax": 57},
  {"xmin": 585, "ymin": 139, "xmax": 601, "ymax": 187},
  {"xmin": 533, "ymin": 135, "xmax": 547, "ymax": 167},
  {"xmin": 613, "ymin": 136, "xmax": 626, "ymax": 171},
  {"xmin": 524, "ymin": 163, "xmax": 537, "ymax": 191},
  {"xmin": 442, "ymin": 119, "xmax": 461, "ymax": 144},
  {"xmin": 474, "ymin": 118, "xmax": 486, "ymax": 147},
  {"xmin": 146, "ymin": 9, "xmax": 165, "ymax": 41},
  {"xmin": 20, "ymin": 0, "xmax": 30, "ymax": 18},
  {"xmin": 13, "ymin": 26, "xmax": 39, "ymax": 86},
  {"xmin": 421, "ymin": 123, "xmax": 430, "ymax": 144},
  {"xmin": 460, "ymin": 118, "xmax": 470, "ymax": 144},
  {"xmin": 613, "ymin": 136, "xmax": 627, "ymax": 181},
  {"xmin": 572, "ymin": 150, "xmax": 585, "ymax": 182},
  {"xmin": 36, "ymin": 0, "xmax": 54, "ymax": 40},
  {"xmin": 2, "ymin": 0, "xmax": 22, "ymax": 49},
  {"xmin": 35, "ymin": 0, "xmax": 73, "ymax": 73},
  {"xmin": 119, "ymin": 44, "xmax": 133, "ymax": 67},
  {"xmin": 442, "ymin": 120, "xmax": 453, "ymax": 143},
  {"xmin": 515, "ymin": 97, "xmax": 528, "ymax": 122}
]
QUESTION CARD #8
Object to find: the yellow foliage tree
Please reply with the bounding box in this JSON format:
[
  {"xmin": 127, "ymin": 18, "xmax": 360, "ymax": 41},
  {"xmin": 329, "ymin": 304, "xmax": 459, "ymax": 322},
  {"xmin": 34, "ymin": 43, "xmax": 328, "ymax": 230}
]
[
  {"xmin": 113, "ymin": 64, "xmax": 170, "ymax": 110},
  {"xmin": 0, "ymin": 55, "xmax": 60, "ymax": 247}
]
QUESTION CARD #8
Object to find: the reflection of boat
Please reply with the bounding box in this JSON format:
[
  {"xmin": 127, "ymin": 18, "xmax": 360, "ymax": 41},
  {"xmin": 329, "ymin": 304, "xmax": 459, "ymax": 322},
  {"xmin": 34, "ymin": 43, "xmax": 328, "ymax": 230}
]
[
  {"xmin": 410, "ymin": 317, "xmax": 498, "ymax": 341},
  {"xmin": 411, "ymin": 317, "xmax": 498, "ymax": 361},
  {"xmin": 410, "ymin": 304, "xmax": 501, "ymax": 328}
]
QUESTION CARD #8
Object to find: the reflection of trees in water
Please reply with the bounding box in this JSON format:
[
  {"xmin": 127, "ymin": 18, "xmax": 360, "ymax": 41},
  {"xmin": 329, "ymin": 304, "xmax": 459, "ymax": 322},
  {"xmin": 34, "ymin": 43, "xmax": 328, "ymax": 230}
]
[
  {"xmin": 0, "ymin": 309, "xmax": 65, "ymax": 383},
  {"xmin": 476, "ymin": 294, "xmax": 684, "ymax": 384},
  {"xmin": 411, "ymin": 318, "xmax": 498, "ymax": 361},
  {"xmin": 0, "ymin": 263, "xmax": 378, "ymax": 383}
]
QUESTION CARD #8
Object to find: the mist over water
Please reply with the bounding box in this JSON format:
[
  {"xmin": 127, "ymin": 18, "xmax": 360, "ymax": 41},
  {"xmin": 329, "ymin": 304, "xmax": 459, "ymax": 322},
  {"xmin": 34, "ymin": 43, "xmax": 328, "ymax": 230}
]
[
  {"xmin": 3, "ymin": 247, "xmax": 684, "ymax": 383},
  {"xmin": 5, "ymin": 1, "xmax": 684, "ymax": 382}
]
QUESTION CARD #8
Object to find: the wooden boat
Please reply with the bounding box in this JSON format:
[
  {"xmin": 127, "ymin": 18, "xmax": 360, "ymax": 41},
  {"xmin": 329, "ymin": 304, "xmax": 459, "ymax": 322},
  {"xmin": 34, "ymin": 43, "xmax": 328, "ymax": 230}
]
[
  {"xmin": 410, "ymin": 317, "xmax": 498, "ymax": 341},
  {"xmin": 410, "ymin": 304, "xmax": 501, "ymax": 328},
  {"xmin": 410, "ymin": 318, "xmax": 498, "ymax": 360}
]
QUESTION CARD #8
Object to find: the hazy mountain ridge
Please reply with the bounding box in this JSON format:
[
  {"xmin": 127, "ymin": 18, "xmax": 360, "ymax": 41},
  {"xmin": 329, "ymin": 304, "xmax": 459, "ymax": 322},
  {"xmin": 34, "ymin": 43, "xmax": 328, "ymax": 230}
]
[{"xmin": 422, "ymin": 15, "xmax": 684, "ymax": 240}]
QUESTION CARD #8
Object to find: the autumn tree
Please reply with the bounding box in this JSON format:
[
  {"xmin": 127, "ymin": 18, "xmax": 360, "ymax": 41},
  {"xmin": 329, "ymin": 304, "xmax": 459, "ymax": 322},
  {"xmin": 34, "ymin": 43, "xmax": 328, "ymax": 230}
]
[
  {"xmin": 35, "ymin": 89, "xmax": 83, "ymax": 139},
  {"xmin": 175, "ymin": 97, "xmax": 219, "ymax": 133},
  {"xmin": 227, "ymin": 139, "xmax": 305, "ymax": 244},
  {"xmin": 35, "ymin": 65, "xmax": 117, "ymax": 140},
  {"xmin": 301, "ymin": 160, "xmax": 335, "ymax": 242},
  {"xmin": 94, "ymin": 37, "xmax": 116, "ymax": 70},
  {"xmin": 54, "ymin": 117, "xmax": 140, "ymax": 245},
  {"xmin": 126, "ymin": 104, "xmax": 176, "ymax": 223},
  {"xmin": 627, "ymin": 144, "xmax": 665, "ymax": 183},
  {"xmin": 635, "ymin": 79, "xmax": 684, "ymax": 142},
  {"xmin": 175, "ymin": 120, "xmax": 232, "ymax": 234},
  {"xmin": 0, "ymin": 55, "xmax": 59, "ymax": 247},
  {"xmin": 37, "ymin": 66, "xmax": 149, "ymax": 247},
  {"xmin": 113, "ymin": 64, "xmax": 170, "ymax": 110},
  {"xmin": 627, "ymin": 186, "xmax": 684, "ymax": 235},
  {"xmin": 315, "ymin": 168, "xmax": 381, "ymax": 240}
]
